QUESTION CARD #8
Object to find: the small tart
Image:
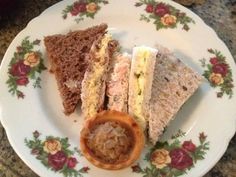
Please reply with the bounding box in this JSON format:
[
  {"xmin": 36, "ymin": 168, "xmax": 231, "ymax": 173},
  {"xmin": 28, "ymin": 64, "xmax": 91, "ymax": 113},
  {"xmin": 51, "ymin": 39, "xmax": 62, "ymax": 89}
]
[{"xmin": 80, "ymin": 110, "xmax": 145, "ymax": 170}]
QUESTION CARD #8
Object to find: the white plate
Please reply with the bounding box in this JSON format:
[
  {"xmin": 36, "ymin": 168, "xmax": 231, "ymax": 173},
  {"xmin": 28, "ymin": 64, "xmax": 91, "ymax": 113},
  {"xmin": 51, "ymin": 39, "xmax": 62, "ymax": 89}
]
[{"xmin": 0, "ymin": 0, "xmax": 236, "ymax": 177}]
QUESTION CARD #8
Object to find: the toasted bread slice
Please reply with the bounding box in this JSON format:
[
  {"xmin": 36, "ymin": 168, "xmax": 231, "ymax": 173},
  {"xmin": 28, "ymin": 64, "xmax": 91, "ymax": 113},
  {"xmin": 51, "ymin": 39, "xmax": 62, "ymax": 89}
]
[
  {"xmin": 44, "ymin": 24, "xmax": 108, "ymax": 115},
  {"xmin": 148, "ymin": 45, "xmax": 202, "ymax": 144}
]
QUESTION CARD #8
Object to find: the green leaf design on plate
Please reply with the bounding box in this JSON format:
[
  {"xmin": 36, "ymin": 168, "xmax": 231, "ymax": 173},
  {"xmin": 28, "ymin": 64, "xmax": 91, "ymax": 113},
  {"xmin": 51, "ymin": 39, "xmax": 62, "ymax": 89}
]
[
  {"xmin": 25, "ymin": 131, "xmax": 90, "ymax": 177},
  {"xmin": 200, "ymin": 49, "xmax": 234, "ymax": 98},
  {"xmin": 62, "ymin": 0, "xmax": 109, "ymax": 23},
  {"xmin": 132, "ymin": 131, "xmax": 209, "ymax": 177},
  {"xmin": 6, "ymin": 37, "xmax": 47, "ymax": 99},
  {"xmin": 135, "ymin": 0, "xmax": 195, "ymax": 31}
]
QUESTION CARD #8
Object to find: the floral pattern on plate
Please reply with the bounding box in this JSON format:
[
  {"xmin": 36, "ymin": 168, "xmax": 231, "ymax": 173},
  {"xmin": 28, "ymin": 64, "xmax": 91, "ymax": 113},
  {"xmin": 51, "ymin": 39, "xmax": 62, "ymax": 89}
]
[
  {"xmin": 25, "ymin": 131, "xmax": 90, "ymax": 177},
  {"xmin": 132, "ymin": 131, "xmax": 209, "ymax": 177},
  {"xmin": 6, "ymin": 37, "xmax": 46, "ymax": 99},
  {"xmin": 135, "ymin": 0, "xmax": 195, "ymax": 31},
  {"xmin": 200, "ymin": 49, "xmax": 234, "ymax": 98},
  {"xmin": 62, "ymin": 0, "xmax": 109, "ymax": 23}
]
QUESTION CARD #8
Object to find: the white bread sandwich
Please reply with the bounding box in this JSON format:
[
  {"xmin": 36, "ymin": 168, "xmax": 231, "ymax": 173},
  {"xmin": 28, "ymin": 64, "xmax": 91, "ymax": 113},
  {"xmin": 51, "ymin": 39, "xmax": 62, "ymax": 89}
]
[
  {"xmin": 81, "ymin": 34, "xmax": 118, "ymax": 119},
  {"xmin": 128, "ymin": 46, "xmax": 158, "ymax": 130},
  {"xmin": 148, "ymin": 45, "xmax": 202, "ymax": 144},
  {"xmin": 106, "ymin": 53, "xmax": 131, "ymax": 112}
]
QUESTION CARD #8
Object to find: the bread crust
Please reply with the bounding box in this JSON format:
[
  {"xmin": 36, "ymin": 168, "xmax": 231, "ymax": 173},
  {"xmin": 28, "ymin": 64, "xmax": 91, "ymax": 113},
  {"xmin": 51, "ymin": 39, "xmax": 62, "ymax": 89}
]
[
  {"xmin": 44, "ymin": 24, "xmax": 108, "ymax": 115},
  {"xmin": 148, "ymin": 45, "xmax": 202, "ymax": 144}
]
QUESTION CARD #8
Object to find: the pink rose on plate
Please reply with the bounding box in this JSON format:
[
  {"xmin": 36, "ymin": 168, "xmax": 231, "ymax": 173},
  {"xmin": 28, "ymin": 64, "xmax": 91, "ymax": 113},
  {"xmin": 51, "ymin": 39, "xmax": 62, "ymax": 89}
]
[
  {"xmin": 209, "ymin": 57, "xmax": 218, "ymax": 65},
  {"xmin": 48, "ymin": 151, "xmax": 67, "ymax": 171},
  {"xmin": 71, "ymin": 2, "xmax": 87, "ymax": 16},
  {"xmin": 154, "ymin": 3, "xmax": 170, "ymax": 17},
  {"xmin": 182, "ymin": 141, "xmax": 196, "ymax": 152},
  {"xmin": 10, "ymin": 60, "xmax": 31, "ymax": 77},
  {"xmin": 67, "ymin": 157, "xmax": 78, "ymax": 169},
  {"xmin": 212, "ymin": 63, "xmax": 228, "ymax": 77},
  {"xmin": 146, "ymin": 4, "xmax": 154, "ymax": 13},
  {"xmin": 16, "ymin": 77, "xmax": 29, "ymax": 86},
  {"xmin": 70, "ymin": 8, "xmax": 79, "ymax": 16},
  {"xmin": 170, "ymin": 148, "xmax": 193, "ymax": 170}
]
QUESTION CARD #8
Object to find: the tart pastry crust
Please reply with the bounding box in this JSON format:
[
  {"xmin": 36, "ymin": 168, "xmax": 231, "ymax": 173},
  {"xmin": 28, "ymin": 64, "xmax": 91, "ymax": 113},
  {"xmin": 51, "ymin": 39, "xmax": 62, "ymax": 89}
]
[{"xmin": 80, "ymin": 110, "xmax": 145, "ymax": 170}]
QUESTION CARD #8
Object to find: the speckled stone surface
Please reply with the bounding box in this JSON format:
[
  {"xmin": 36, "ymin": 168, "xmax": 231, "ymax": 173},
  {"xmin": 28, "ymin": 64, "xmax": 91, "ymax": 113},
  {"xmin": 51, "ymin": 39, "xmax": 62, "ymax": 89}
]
[{"xmin": 0, "ymin": 0, "xmax": 235, "ymax": 177}]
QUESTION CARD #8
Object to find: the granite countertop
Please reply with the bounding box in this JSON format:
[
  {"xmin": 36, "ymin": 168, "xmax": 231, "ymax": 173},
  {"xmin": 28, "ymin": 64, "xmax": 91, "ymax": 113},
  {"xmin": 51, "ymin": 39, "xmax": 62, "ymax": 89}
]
[{"xmin": 0, "ymin": 0, "xmax": 235, "ymax": 177}]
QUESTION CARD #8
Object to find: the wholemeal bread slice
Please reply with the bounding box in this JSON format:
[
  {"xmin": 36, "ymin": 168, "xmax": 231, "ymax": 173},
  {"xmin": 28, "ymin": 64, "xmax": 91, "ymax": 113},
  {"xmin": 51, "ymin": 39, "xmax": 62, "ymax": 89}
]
[
  {"xmin": 81, "ymin": 34, "xmax": 118, "ymax": 119},
  {"xmin": 148, "ymin": 45, "xmax": 202, "ymax": 144},
  {"xmin": 106, "ymin": 53, "xmax": 131, "ymax": 113},
  {"xmin": 128, "ymin": 46, "xmax": 158, "ymax": 130},
  {"xmin": 44, "ymin": 24, "xmax": 108, "ymax": 115}
]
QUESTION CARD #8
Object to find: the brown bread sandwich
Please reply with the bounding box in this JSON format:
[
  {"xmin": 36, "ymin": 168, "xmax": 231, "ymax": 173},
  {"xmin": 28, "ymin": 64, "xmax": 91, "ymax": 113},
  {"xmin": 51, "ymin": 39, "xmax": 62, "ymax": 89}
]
[
  {"xmin": 44, "ymin": 24, "xmax": 108, "ymax": 115},
  {"xmin": 148, "ymin": 45, "xmax": 202, "ymax": 144}
]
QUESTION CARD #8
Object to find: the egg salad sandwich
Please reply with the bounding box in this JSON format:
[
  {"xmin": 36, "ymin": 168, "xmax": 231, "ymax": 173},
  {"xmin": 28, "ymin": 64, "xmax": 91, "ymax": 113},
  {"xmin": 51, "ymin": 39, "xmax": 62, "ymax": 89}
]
[
  {"xmin": 128, "ymin": 46, "xmax": 158, "ymax": 130},
  {"xmin": 44, "ymin": 24, "xmax": 108, "ymax": 115},
  {"xmin": 81, "ymin": 34, "xmax": 118, "ymax": 119}
]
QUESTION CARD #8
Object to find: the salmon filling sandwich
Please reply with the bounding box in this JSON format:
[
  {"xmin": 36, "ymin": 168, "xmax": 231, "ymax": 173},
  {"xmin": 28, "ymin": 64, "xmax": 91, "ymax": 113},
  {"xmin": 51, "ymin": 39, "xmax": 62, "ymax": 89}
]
[{"xmin": 106, "ymin": 53, "xmax": 131, "ymax": 113}]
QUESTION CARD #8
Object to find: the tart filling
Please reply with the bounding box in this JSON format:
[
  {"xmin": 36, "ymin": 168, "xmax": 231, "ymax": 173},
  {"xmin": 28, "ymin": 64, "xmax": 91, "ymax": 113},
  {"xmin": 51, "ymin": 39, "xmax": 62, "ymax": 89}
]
[{"xmin": 86, "ymin": 121, "xmax": 133, "ymax": 164}]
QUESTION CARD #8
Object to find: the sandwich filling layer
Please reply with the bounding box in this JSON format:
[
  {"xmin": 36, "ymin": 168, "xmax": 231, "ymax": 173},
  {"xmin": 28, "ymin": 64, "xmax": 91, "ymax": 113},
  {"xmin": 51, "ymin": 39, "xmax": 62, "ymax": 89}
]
[
  {"xmin": 134, "ymin": 50, "xmax": 150, "ymax": 116},
  {"xmin": 129, "ymin": 46, "xmax": 158, "ymax": 129},
  {"xmin": 106, "ymin": 53, "xmax": 131, "ymax": 112},
  {"xmin": 81, "ymin": 34, "xmax": 112, "ymax": 118}
]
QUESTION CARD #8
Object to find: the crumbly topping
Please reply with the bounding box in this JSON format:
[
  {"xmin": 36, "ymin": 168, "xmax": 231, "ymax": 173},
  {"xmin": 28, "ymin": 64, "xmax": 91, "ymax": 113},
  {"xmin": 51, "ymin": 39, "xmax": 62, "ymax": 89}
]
[{"xmin": 86, "ymin": 121, "xmax": 133, "ymax": 163}]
